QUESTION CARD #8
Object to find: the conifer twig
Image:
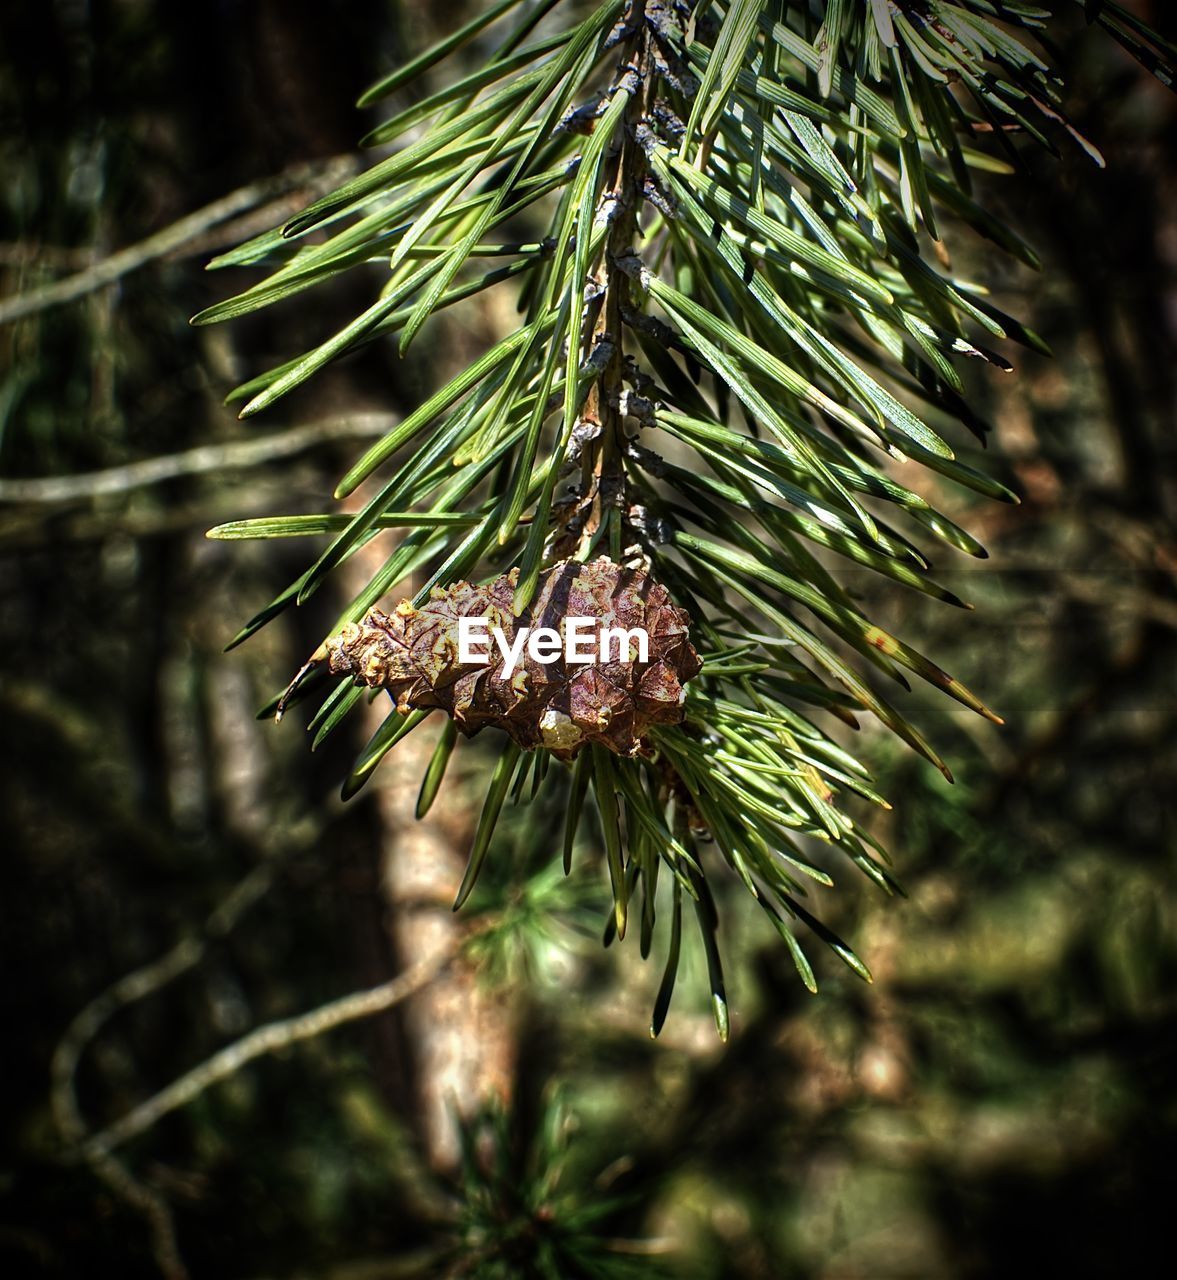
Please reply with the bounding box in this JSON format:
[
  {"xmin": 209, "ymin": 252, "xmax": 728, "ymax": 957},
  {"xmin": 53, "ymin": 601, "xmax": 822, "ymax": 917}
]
[{"xmin": 577, "ymin": 6, "xmax": 651, "ymax": 556}]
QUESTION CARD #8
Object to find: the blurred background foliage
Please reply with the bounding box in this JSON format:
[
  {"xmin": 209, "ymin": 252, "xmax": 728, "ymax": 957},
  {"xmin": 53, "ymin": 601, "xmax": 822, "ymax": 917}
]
[{"xmin": 2, "ymin": 1, "xmax": 1175, "ymax": 1277}]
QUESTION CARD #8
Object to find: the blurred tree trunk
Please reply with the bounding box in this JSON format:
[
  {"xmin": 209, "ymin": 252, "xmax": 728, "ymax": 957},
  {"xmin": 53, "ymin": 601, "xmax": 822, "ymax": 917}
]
[{"xmin": 346, "ymin": 532, "xmax": 516, "ymax": 1169}]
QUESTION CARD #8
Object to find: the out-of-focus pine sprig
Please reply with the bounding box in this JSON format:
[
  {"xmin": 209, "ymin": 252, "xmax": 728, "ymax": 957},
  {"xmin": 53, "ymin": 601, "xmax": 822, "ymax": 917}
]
[
  {"xmin": 440, "ymin": 1093, "xmax": 664, "ymax": 1279},
  {"xmin": 201, "ymin": 0, "xmax": 1174, "ymax": 1037}
]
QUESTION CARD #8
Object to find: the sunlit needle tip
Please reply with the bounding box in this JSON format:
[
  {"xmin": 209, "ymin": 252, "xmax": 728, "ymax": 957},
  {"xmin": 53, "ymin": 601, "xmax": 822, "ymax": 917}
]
[{"xmin": 274, "ymin": 646, "xmax": 328, "ymax": 722}]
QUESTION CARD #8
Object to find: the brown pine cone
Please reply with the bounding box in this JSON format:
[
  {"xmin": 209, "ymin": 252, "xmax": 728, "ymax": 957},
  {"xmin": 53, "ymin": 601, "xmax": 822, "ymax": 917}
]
[{"xmin": 283, "ymin": 557, "xmax": 702, "ymax": 758}]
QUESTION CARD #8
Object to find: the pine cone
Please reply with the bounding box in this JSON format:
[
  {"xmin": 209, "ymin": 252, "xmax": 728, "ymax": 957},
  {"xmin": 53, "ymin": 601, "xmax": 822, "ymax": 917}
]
[{"xmin": 285, "ymin": 557, "xmax": 702, "ymax": 758}]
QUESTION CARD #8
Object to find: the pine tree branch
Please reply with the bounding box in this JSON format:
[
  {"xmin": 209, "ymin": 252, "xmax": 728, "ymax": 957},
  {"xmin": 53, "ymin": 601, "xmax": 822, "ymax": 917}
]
[
  {"xmin": 577, "ymin": 7, "xmax": 652, "ymax": 557},
  {"xmin": 187, "ymin": 0, "xmax": 1177, "ymax": 1023}
]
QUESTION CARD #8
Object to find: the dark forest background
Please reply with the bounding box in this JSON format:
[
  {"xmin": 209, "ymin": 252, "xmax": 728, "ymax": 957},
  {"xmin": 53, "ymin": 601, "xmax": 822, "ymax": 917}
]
[{"xmin": 2, "ymin": 2, "xmax": 1175, "ymax": 1276}]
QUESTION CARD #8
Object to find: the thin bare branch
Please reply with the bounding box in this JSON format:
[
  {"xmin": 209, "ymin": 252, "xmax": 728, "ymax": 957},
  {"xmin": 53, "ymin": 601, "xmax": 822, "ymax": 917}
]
[
  {"xmin": 0, "ymin": 414, "xmax": 397, "ymax": 505},
  {"xmin": 0, "ymin": 242, "xmax": 96, "ymax": 269},
  {"xmin": 52, "ymin": 863, "xmax": 278, "ymax": 1165},
  {"xmin": 50, "ymin": 864, "xmax": 281, "ymax": 1280},
  {"xmin": 0, "ymin": 154, "xmax": 359, "ymax": 326},
  {"xmin": 80, "ymin": 936, "xmax": 465, "ymax": 1158},
  {"xmin": 85, "ymin": 1148, "xmax": 191, "ymax": 1280}
]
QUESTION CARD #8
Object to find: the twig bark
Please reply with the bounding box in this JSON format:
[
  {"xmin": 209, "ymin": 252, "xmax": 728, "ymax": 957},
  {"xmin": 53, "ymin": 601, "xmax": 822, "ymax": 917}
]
[
  {"xmin": 0, "ymin": 414, "xmax": 396, "ymax": 505},
  {"xmin": 51, "ymin": 867, "xmax": 279, "ymax": 1144},
  {"xmin": 578, "ymin": 6, "xmax": 652, "ymax": 557},
  {"xmin": 77, "ymin": 937, "xmax": 463, "ymax": 1159},
  {"xmin": 50, "ymin": 864, "xmax": 279, "ymax": 1280},
  {"xmin": 80, "ymin": 1149, "xmax": 192, "ymax": 1280},
  {"xmin": 0, "ymin": 154, "xmax": 358, "ymax": 326}
]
